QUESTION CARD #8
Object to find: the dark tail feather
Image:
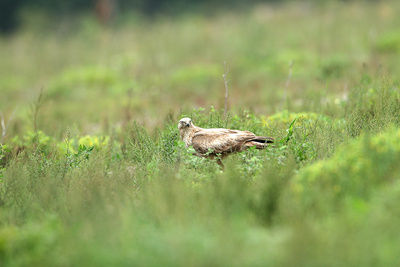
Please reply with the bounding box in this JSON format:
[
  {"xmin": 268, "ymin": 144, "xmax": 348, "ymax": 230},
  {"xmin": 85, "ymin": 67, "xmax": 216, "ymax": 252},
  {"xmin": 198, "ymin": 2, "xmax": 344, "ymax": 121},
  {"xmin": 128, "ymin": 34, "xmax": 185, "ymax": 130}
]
[
  {"xmin": 245, "ymin": 136, "xmax": 275, "ymax": 149},
  {"xmin": 252, "ymin": 136, "xmax": 274, "ymax": 144}
]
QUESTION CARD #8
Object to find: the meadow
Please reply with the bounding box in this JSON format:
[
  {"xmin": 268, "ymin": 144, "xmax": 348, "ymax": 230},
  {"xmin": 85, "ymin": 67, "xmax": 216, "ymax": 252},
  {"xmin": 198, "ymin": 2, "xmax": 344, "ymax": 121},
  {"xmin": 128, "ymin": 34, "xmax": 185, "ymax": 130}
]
[{"xmin": 1, "ymin": 1, "xmax": 400, "ymax": 266}]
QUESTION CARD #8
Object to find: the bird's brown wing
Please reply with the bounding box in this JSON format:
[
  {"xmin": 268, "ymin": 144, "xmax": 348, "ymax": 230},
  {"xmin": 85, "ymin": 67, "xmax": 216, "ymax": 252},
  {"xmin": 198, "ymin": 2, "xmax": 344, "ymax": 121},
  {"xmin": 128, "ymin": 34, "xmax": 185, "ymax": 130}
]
[{"xmin": 191, "ymin": 129, "xmax": 258, "ymax": 155}]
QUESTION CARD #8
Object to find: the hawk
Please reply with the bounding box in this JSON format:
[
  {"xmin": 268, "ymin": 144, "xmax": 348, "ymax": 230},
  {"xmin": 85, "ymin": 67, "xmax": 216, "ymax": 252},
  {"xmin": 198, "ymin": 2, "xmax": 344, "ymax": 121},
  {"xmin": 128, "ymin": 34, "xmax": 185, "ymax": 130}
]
[{"xmin": 178, "ymin": 117, "xmax": 274, "ymax": 167}]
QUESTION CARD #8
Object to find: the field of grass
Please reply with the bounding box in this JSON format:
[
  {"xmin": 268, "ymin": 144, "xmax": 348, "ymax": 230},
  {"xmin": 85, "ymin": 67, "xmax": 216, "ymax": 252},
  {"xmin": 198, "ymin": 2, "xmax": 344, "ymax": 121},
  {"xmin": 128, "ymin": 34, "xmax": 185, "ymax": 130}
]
[{"xmin": 1, "ymin": 0, "xmax": 400, "ymax": 266}]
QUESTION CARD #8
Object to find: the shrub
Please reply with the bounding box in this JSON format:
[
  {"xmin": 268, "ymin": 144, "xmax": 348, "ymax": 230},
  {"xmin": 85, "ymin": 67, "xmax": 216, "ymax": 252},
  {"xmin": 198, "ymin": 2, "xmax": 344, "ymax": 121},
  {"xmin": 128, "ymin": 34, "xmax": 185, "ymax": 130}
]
[
  {"xmin": 319, "ymin": 55, "xmax": 350, "ymax": 79},
  {"xmin": 286, "ymin": 128, "xmax": 400, "ymax": 218},
  {"xmin": 345, "ymin": 76, "xmax": 400, "ymax": 137},
  {"xmin": 375, "ymin": 31, "xmax": 400, "ymax": 53},
  {"xmin": 10, "ymin": 131, "xmax": 55, "ymax": 155},
  {"xmin": 264, "ymin": 110, "xmax": 333, "ymax": 128}
]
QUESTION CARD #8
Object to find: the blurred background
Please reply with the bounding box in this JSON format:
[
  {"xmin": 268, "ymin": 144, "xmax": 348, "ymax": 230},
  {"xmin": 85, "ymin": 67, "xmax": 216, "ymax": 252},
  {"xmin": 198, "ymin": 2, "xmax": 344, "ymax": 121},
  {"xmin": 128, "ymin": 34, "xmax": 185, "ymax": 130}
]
[{"xmin": 1, "ymin": 0, "xmax": 399, "ymax": 137}]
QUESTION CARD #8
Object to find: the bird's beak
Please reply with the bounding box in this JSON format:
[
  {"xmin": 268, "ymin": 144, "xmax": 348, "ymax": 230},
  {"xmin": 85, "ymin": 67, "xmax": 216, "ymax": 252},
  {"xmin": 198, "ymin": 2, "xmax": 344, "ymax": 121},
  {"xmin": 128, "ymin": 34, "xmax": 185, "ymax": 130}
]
[{"xmin": 179, "ymin": 121, "xmax": 189, "ymax": 128}]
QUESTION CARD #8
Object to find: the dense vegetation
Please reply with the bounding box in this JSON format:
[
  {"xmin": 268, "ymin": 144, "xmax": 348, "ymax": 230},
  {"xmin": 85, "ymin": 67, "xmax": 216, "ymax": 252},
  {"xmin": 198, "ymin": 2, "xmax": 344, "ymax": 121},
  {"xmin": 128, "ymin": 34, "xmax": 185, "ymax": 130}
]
[{"xmin": 1, "ymin": 1, "xmax": 400, "ymax": 266}]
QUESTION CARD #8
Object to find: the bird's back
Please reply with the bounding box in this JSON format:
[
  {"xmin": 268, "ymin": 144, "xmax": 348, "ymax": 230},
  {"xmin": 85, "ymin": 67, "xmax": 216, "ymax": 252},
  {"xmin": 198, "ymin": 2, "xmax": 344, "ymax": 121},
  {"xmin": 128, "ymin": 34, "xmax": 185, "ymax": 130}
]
[{"xmin": 191, "ymin": 128, "xmax": 272, "ymax": 155}]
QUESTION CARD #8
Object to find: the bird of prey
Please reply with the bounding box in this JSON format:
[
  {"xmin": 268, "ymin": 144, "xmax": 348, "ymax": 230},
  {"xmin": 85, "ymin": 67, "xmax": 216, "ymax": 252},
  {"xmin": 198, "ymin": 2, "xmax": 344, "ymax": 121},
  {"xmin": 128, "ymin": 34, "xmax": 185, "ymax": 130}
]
[{"xmin": 178, "ymin": 117, "xmax": 274, "ymax": 167}]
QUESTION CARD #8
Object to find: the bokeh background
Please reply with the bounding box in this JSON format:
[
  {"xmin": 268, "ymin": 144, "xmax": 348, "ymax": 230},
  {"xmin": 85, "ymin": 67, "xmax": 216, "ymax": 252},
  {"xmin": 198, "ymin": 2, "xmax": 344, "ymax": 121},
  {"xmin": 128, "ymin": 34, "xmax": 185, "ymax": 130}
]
[{"xmin": 1, "ymin": 0, "xmax": 399, "ymax": 137}]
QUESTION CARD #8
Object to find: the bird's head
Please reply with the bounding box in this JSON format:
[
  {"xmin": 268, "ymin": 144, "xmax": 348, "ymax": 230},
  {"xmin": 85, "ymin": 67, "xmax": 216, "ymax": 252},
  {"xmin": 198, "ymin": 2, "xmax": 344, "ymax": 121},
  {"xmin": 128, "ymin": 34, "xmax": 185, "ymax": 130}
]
[{"xmin": 178, "ymin": 117, "xmax": 193, "ymax": 130}]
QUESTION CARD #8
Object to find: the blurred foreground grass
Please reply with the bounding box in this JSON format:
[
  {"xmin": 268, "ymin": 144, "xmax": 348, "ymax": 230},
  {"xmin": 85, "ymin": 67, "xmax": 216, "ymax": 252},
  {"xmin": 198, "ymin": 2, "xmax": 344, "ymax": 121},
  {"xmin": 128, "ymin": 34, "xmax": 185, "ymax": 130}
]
[{"xmin": 2, "ymin": 1, "xmax": 400, "ymax": 266}]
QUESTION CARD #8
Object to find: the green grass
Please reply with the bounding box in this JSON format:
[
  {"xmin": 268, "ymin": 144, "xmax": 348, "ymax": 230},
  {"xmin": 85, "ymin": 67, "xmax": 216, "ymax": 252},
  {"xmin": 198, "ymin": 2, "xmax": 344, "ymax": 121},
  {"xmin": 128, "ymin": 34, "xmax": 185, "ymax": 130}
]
[{"xmin": 1, "ymin": 1, "xmax": 400, "ymax": 266}]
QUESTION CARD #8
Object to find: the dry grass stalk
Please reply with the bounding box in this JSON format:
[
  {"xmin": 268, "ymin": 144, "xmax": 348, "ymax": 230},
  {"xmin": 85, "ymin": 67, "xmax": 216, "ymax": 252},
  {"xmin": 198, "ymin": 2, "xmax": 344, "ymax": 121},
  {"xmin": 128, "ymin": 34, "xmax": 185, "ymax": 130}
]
[
  {"xmin": 0, "ymin": 108, "xmax": 17, "ymax": 144},
  {"xmin": 223, "ymin": 61, "xmax": 230, "ymax": 117}
]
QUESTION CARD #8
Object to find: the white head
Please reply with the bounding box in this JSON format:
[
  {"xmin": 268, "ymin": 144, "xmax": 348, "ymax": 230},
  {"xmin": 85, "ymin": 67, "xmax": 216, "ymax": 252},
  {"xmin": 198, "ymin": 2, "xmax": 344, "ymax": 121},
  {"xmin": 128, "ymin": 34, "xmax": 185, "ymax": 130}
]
[{"xmin": 178, "ymin": 117, "xmax": 193, "ymax": 131}]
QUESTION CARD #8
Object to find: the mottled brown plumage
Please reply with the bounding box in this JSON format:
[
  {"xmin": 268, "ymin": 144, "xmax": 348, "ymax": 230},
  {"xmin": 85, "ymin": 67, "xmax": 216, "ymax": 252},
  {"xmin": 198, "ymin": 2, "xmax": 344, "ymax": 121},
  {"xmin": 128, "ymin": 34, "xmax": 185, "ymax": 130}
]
[{"xmin": 178, "ymin": 118, "xmax": 274, "ymax": 166}]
